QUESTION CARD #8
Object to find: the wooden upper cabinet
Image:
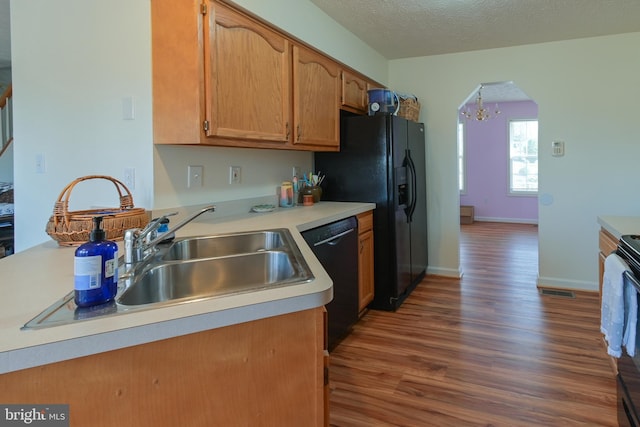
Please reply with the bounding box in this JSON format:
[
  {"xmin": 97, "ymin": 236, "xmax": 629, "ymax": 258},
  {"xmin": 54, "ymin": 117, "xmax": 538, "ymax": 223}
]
[
  {"xmin": 205, "ymin": 3, "xmax": 290, "ymax": 144},
  {"xmin": 152, "ymin": 0, "xmax": 371, "ymax": 151},
  {"xmin": 292, "ymin": 45, "xmax": 340, "ymax": 150},
  {"xmin": 151, "ymin": 0, "xmax": 204, "ymax": 145},
  {"xmin": 341, "ymin": 70, "xmax": 368, "ymax": 113}
]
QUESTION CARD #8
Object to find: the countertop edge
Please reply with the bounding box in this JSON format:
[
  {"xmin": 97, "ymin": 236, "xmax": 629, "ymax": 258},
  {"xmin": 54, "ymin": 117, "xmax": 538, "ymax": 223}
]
[
  {"xmin": 1, "ymin": 288, "xmax": 331, "ymax": 373},
  {"xmin": 597, "ymin": 215, "xmax": 640, "ymax": 240},
  {"xmin": 0, "ymin": 201, "xmax": 374, "ymax": 374}
]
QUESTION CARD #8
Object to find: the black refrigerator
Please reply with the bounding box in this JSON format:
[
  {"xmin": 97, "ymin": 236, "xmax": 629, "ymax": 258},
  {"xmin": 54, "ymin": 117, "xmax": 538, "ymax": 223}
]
[{"xmin": 314, "ymin": 114, "xmax": 428, "ymax": 311}]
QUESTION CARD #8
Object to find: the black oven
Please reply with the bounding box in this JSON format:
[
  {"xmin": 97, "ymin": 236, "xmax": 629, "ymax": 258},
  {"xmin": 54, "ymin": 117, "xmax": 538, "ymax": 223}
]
[{"xmin": 616, "ymin": 235, "xmax": 640, "ymax": 426}]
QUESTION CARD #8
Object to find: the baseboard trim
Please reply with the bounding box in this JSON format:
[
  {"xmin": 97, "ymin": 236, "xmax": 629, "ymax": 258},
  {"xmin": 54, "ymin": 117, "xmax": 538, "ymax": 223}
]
[
  {"xmin": 427, "ymin": 266, "xmax": 461, "ymax": 278},
  {"xmin": 536, "ymin": 276, "xmax": 598, "ymax": 292},
  {"xmin": 474, "ymin": 216, "xmax": 538, "ymax": 225}
]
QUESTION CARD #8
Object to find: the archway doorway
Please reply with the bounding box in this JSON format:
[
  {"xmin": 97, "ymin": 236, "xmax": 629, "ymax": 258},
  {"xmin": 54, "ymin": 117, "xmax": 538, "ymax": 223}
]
[{"xmin": 457, "ymin": 81, "xmax": 539, "ymax": 281}]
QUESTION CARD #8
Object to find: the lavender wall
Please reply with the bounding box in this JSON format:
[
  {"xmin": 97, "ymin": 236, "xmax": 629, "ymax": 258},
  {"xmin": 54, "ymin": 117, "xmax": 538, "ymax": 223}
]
[{"xmin": 459, "ymin": 100, "xmax": 538, "ymax": 223}]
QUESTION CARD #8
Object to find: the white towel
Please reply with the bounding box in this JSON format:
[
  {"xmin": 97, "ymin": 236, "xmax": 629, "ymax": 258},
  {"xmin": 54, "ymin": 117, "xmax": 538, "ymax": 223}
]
[
  {"xmin": 623, "ymin": 272, "xmax": 638, "ymax": 357},
  {"xmin": 601, "ymin": 253, "xmax": 630, "ymax": 357}
]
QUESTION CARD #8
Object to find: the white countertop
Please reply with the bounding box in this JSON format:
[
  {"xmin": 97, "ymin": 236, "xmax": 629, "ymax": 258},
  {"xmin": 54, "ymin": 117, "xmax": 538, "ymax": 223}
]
[
  {"xmin": 0, "ymin": 201, "xmax": 375, "ymax": 374},
  {"xmin": 597, "ymin": 215, "xmax": 640, "ymax": 239}
]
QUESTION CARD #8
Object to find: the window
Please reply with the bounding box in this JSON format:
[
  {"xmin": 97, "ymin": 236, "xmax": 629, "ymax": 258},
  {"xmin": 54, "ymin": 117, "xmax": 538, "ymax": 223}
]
[
  {"xmin": 458, "ymin": 121, "xmax": 465, "ymax": 193},
  {"xmin": 509, "ymin": 120, "xmax": 538, "ymax": 194}
]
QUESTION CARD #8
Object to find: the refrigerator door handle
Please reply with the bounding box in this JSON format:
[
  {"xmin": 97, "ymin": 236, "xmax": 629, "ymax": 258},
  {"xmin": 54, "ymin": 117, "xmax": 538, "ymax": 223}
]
[{"xmin": 406, "ymin": 151, "xmax": 418, "ymax": 222}]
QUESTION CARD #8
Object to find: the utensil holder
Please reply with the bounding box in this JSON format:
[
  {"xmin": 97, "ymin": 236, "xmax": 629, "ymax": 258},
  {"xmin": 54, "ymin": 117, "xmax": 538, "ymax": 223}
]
[{"xmin": 299, "ymin": 186, "xmax": 322, "ymax": 203}]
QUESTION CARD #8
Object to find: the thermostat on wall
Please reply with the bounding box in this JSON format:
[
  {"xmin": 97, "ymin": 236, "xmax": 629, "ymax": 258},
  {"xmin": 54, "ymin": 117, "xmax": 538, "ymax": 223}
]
[{"xmin": 552, "ymin": 141, "xmax": 565, "ymax": 157}]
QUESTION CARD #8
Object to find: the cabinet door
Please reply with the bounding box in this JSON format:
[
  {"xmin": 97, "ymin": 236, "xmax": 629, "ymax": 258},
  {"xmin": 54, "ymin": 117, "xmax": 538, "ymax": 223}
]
[
  {"xmin": 205, "ymin": 2, "xmax": 291, "ymax": 143},
  {"xmin": 358, "ymin": 228, "xmax": 375, "ymax": 312},
  {"xmin": 152, "ymin": 0, "xmax": 204, "ymax": 145},
  {"xmin": 292, "ymin": 45, "xmax": 340, "ymax": 150},
  {"xmin": 599, "ymin": 228, "xmax": 619, "ymax": 297},
  {"xmin": 341, "ymin": 70, "xmax": 368, "ymax": 113}
]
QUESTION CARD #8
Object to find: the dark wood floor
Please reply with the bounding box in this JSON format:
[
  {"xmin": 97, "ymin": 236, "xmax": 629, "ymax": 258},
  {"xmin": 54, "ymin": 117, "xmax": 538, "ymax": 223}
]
[{"xmin": 329, "ymin": 221, "xmax": 617, "ymax": 426}]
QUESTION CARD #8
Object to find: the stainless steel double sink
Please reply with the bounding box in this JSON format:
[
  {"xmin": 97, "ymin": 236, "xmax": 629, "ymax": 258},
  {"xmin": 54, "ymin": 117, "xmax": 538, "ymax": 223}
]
[
  {"xmin": 117, "ymin": 229, "xmax": 314, "ymax": 307},
  {"xmin": 23, "ymin": 229, "xmax": 314, "ymax": 329}
]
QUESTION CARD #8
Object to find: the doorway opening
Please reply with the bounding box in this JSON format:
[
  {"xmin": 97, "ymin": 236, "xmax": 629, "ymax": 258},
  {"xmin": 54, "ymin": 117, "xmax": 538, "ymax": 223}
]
[{"xmin": 457, "ymin": 81, "xmax": 539, "ymax": 280}]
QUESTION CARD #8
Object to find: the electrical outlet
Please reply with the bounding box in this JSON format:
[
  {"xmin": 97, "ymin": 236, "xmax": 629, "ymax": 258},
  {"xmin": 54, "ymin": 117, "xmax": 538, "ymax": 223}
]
[
  {"xmin": 292, "ymin": 166, "xmax": 301, "ymax": 178},
  {"xmin": 188, "ymin": 165, "xmax": 204, "ymax": 188},
  {"xmin": 229, "ymin": 166, "xmax": 241, "ymax": 184},
  {"xmin": 124, "ymin": 168, "xmax": 135, "ymax": 189}
]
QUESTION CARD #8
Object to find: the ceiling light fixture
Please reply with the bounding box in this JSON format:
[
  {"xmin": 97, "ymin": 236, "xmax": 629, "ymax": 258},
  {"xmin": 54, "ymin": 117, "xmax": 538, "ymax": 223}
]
[{"xmin": 460, "ymin": 85, "xmax": 500, "ymax": 121}]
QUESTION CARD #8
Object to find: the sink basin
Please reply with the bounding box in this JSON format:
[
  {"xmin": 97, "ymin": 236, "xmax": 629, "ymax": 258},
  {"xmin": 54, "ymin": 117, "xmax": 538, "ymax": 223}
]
[
  {"xmin": 23, "ymin": 228, "xmax": 314, "ymax": 329},
  {"xmin": 117, "ymin": 251, "xmax": 312, "ymax": 307},
  {"xmin": 163, "ymin": 230, "xmax": 286, "ymax": 261}
]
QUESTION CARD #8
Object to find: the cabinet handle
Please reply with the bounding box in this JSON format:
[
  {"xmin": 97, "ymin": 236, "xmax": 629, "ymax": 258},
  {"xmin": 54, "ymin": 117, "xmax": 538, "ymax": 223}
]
[
  {"xmin": 297, "ymin": 125, "xmax": 301, "ymax": 142},
  {"xmin": 286, "ymin": 122, "xmax": 290, "ymax": 139}
]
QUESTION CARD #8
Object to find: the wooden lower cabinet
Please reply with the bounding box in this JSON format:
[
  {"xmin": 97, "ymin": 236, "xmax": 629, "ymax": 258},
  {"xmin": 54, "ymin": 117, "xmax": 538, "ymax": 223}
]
[
  {"xmin": 0, "ymin": 308, "xmax": 327, "ymax": 427},
  {"xmin": 357, "ymin": 211, "xmax": 375, "ymax": 314},
  {"xmin": 599, "ymin": 227, "xmax": 618, "ymax": 297}
]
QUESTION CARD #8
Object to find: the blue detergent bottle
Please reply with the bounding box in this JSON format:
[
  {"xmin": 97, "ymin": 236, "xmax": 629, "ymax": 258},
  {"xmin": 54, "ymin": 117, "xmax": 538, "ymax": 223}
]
[{"xmin": 74, "ymin": 216, "xmax": 118, "ymax": 307}]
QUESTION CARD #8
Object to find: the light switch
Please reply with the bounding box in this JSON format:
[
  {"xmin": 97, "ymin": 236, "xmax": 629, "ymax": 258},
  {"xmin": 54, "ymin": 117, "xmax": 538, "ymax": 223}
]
[{"xmin": 122, "ymin": 96, "xmax": 135, "ymax": 120}]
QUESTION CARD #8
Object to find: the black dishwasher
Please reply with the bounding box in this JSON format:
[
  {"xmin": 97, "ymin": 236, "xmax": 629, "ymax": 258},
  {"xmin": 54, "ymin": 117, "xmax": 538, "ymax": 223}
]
[{"xmin": 302, "ymin": 216, "xmax": 359, "ymax": 351}]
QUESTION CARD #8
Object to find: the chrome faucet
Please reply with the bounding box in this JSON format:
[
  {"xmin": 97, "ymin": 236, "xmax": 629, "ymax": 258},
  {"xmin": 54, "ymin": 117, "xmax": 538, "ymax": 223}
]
[{"xmin": 124, "ymin": 205, "xmax": 216, "ymax": 265}]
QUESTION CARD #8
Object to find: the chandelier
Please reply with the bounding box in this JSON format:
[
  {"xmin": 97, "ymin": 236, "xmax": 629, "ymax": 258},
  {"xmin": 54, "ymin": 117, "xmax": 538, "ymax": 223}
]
[{"xmin": 461, "ymin": 85, "xmax": 500, "ymax": 121}]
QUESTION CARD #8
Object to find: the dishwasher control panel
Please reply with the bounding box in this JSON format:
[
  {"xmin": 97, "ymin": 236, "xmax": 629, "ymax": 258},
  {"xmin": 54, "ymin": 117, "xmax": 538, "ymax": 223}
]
[{"xmin": 301, "ymin": 216, "xmax": 357, "ymax": 245}]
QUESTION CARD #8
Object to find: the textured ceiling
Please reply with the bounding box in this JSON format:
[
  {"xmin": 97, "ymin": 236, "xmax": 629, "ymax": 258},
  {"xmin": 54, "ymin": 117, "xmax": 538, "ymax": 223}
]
[
  {"xmin": 310, "ymin": 0, "xmax": 640, "ymax": 102},
  {"xmin": 2, "ymin": 1, "xmax": 639, "ymax": 102},
  {"xmin": 310, "ymin": 0, "xmax": 640, "ymax": 60}
]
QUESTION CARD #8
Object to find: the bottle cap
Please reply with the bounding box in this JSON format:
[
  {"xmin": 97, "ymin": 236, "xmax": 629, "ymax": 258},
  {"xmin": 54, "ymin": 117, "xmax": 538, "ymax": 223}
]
[
  {"xmin": 90, "ymin": 216, "xmax": 106, "ymax": 242},
  {"xmin": 158, "ymin": 217, "xmax": 170, "ymax": 233}
]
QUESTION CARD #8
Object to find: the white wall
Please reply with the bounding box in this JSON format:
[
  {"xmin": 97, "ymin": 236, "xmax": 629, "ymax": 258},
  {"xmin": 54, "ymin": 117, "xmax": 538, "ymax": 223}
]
[
  {"xmin": 10, "ymin": 0, "xmax": 388, "ymax": 251},
  {"xmin": 390, "ymin": 32, "xmax": 640, "ymax": 290},
  {"xmin": 11, "ymin": 0, "xmax": 153, "ymax": 251},
  {"xmin": 153, "ymin": 145, "xmax": 312, "ymax": 209}
]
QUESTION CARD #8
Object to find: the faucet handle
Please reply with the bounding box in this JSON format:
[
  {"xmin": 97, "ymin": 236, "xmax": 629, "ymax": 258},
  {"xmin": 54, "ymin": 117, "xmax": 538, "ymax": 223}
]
[
  {"xmin": 136, "ymin": 212, "xmax": 178, "ymax": 241},
  {"xmin": 160, "ymin": 211, "xmax": 179, "ymax": 219},
  {"xmin": 144, "ymin": 212, "xmax": 178, "ymax": 244}
]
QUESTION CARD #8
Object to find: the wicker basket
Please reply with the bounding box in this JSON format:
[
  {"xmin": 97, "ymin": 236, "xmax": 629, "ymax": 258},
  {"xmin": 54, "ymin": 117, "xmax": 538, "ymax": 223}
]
[
  {"xmin": 398, "ymin": 94, "xmax": 421, "ymax": 122},
  {"xmin": 45, "ymin": 175, "xmax": 150, "ymax": 246}
]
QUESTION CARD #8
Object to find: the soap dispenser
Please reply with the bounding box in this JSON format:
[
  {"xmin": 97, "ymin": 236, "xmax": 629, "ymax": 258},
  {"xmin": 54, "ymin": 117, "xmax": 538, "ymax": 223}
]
[{"xmin": 74, "ymin": 216, "xmax": 119, "ymax": 307}]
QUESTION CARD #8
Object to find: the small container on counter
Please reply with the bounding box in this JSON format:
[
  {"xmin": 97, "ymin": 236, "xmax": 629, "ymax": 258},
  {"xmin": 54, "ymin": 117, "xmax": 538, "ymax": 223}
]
[
  {"xmin": 299, "ymin": 185, "xmax": 322, "ymax": 204},
  {"xmin": 292, "ymin": 176, "xmax": 299, "ymax": 206},
  {"xmin": 279, "ymin": 181, "xmax": 294, "ymax": 208},
  {"xmin": 73, "ymin": 216, "xmax": 118, "ymax": 307}
]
